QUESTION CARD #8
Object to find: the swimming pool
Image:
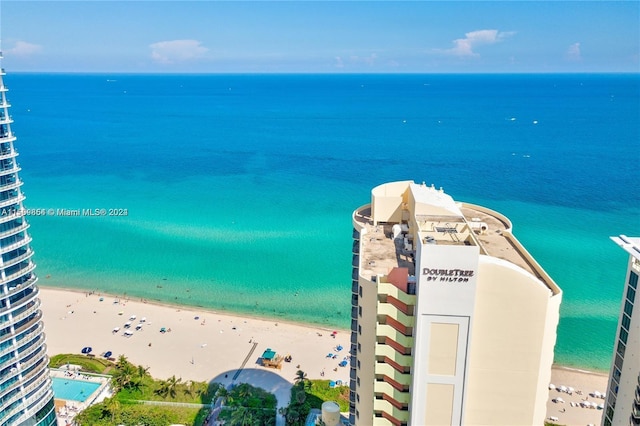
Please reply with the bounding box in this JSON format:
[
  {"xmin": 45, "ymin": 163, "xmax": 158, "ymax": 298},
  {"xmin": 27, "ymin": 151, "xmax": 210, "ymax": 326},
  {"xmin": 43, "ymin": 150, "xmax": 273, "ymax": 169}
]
[{"xmin": 51, "ymin": 377, "xmax": 101, "ymax": 402}]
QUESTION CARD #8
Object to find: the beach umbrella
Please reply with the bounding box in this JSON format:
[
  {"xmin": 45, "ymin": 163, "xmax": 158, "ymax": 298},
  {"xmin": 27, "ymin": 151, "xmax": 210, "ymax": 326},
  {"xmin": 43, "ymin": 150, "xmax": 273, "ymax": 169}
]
[
  {"xmin": 104, "ymin": 351, "xmax": 112, "ymax": 358},
  {"xmin": 81, "ymin": 347, "xmax": 92, "ymax": 354},
  {"xmin": 548, "ymin": 383, "xmax": 556, "ymax": 390}
]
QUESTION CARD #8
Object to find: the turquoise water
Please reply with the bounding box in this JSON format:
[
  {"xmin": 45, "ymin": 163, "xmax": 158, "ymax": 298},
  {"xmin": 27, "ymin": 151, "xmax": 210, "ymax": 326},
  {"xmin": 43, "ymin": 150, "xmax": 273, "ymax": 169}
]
[
  {"xmin": 51, "ymin": 377, "xmax": 101, "ymax": 402},
  {"xmin": 6, "ymin": 73, "xmax": 639, "ymax": 372}
]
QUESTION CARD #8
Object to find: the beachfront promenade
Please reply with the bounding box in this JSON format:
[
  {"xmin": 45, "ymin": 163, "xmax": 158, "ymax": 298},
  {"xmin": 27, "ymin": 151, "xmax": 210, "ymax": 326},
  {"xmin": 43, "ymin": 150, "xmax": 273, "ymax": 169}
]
[{"xmin": 40, "ymin": 287, "xmax": 607, "ymax": 425}]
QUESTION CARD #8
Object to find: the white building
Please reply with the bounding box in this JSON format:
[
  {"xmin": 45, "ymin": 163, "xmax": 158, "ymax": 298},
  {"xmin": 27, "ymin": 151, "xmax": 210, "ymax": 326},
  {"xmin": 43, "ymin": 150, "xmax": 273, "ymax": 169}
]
[
  {"xmin": 603, "ymin": 236, "xmax": 640, "ymax": 426},
  {"xmin": 350, "ymin": 181, "xmax": 562, "ymax": 425},
  {"xmin": 0, "ymin": 58, "xmax": 57, "ymax": 425}
]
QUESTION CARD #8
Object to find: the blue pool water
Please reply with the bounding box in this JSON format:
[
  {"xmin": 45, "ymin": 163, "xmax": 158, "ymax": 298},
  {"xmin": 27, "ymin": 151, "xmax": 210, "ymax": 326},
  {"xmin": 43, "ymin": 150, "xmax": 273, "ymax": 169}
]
[{"xmin": 51, "ymin": 377, "xmax": 101, "ymax": 402}]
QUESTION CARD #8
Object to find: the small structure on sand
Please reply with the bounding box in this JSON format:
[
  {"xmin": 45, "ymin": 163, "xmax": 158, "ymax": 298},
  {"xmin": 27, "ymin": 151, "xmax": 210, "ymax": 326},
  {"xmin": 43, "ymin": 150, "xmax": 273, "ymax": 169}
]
[{"xmin": 260, "ymin": 348, "xmax": 283, "ymax": 370}]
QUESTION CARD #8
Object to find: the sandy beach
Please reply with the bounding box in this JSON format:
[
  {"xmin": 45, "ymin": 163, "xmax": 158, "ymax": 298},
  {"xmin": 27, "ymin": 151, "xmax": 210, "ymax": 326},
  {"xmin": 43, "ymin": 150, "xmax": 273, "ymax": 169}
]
[{"xmin": 40, "ymin": 287, "xmax": 610, "ymax": 424}]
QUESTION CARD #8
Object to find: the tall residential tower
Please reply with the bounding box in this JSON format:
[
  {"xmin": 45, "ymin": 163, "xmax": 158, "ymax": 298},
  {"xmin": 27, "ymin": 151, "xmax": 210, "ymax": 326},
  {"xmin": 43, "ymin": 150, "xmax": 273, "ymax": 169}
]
[
  {"xmin": 0, "ymin": 57, "xmax": 57, "ymax": 425},
  {"xmin": 350, "ymin": 181, "xmax": 562, "ymax": 426},
  {"xmin": 603, "ymin": 236, "xmax": 640, "ymax": 426}
]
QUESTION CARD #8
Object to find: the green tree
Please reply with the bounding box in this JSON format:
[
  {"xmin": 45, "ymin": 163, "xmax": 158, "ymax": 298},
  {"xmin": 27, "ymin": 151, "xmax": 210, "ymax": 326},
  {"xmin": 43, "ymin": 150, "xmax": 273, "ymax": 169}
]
[
  {"xmin": 166, "ymin": 375, "xmax": 182, "ymax": 399},
  {"xmin": 293, "ymin": 370, "xmax": 308, "ymax": 387},
  {"xmin": 105, "ymin": 397, "xmax": 120, "ymax": 423}
]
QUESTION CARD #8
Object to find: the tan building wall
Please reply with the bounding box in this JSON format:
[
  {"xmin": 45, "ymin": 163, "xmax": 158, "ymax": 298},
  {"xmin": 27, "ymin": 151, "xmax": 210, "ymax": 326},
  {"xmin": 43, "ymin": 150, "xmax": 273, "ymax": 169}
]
[{"xmin": 351, "ymin": 181, "xmax": 562, "ymax": 426}]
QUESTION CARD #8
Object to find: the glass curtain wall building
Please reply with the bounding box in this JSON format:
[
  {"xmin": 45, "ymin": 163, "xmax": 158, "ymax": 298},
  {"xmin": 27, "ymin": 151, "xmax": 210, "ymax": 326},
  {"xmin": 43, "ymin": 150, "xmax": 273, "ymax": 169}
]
[
  {"xmin": 603, "ymin": 236, "xmax": 640, "ymax": 426},
  {"xmin": 0, "ymin": 56, "xmax": 57, "ymax": 425}
]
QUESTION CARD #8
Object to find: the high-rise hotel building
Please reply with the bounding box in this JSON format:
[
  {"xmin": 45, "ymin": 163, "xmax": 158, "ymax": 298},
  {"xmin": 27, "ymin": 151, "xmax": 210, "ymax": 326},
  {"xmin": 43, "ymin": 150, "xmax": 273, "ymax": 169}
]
[
  {"xmin": 350, "ymin": 181, "xmax": 562, "ymax": 426},
  {"xmin": 0, "ymin": 58, "xmax": 57, "ymax": 425},
  {"xmin": 603, "ymin": 236, "xmax": 640, "ymax": 426}
]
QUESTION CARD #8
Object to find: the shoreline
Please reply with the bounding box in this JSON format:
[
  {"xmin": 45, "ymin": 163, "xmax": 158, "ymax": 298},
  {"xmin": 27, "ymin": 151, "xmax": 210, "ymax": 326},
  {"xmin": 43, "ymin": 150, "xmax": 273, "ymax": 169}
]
[
  {"xmin": 40, "ymin": 284, "xmax": 351, "ymax": 335},
  {"xmin": 39, "ymin": 286, "xmax": 610, "ymax": 424},
  {"xmin": 39, "ymin": 284, "xmax": 610, "ymax": 375}
]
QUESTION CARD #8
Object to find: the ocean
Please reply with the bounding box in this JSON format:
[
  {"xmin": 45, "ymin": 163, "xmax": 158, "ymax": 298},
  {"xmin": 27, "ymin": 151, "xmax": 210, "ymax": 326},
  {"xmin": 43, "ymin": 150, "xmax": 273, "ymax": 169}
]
[{"xmin": 6, "ymin": 73, "xmax": 639, "ymax": 372}]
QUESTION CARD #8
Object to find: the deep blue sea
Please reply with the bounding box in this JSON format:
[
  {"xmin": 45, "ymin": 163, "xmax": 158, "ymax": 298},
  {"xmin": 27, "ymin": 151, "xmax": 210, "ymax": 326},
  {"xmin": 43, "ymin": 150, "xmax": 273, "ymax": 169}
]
[{"xmin": 6, "ymin": 73, "xmax": 639, "ymax": 372}]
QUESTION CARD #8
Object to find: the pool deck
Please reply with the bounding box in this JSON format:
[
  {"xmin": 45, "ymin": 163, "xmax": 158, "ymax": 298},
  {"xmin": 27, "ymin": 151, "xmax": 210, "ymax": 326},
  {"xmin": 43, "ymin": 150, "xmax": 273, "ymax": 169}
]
[{"xmin": 50, "ymin": 367, "xmax": 113, "ymax": 425}]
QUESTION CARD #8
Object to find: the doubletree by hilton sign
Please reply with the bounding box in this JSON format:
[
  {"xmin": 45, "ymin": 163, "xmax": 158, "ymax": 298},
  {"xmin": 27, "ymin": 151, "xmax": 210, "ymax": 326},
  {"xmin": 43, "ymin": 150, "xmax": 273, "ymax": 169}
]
[{"xmin": 422, "ymin": 268, "xmax": 474, "ymax": 282}]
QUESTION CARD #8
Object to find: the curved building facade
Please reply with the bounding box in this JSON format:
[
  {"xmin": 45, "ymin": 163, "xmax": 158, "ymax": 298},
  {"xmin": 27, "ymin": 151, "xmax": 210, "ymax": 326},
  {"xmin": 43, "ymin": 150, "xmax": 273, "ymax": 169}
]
[
  {"xmin": 350, "ymin": 181, "xmax": 562, "ymax": 426},
  {"xmin": 0, "ymin": 63, "xmax": 57, "ymax": 425}
]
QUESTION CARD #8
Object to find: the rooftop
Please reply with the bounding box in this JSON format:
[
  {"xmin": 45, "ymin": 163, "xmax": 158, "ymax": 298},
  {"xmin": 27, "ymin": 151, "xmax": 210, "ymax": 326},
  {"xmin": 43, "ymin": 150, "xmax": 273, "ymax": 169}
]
[{"xmin": 354, "ymin": 202, "xmax": 559, "ymax": 293}]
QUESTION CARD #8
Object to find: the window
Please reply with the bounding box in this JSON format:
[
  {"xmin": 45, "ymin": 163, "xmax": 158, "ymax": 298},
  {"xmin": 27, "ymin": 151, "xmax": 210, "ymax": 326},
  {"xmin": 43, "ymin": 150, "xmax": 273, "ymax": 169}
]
[
  {"xmin": 359, "ymin": 306, "xmax": 362, "ymax": 317},
  {"xmin": 357, "ymin": 394, "xmax": 360, "ymax": 403},
  {"xmin": 622, "ymin": 314, "xmax": 631, "ymax": 331},
  {"xmin": 624, "ymin": 300, "xmax": 634, "ymax": 317},
  {"xmin": 358, "ymin": 325, "xmax": 362, "ymax": 335},
  {"xmin": 627, "ymin": 285, "xmax": 637, "ymax": 304},
  {"xmin": 620, "ymin": 328, "xmax": 629, "ymax": 345},
  {"xmin": 357, "ymin": 377, "xmax": 360, "ymax": 386},
  {"xmin": 357, "ymin": 360, "xmax": 361, "ymax": 369},
  {"xmin": 617, "ymin": 341, "xmax": 626, "ymax": 358},
  {"xmin": 359, "ymin": 286, "xmax": 363, "ymax": 297},
  {"xmin": 630, "ymin": 271, "xmax": 638, "ymax": 290}
]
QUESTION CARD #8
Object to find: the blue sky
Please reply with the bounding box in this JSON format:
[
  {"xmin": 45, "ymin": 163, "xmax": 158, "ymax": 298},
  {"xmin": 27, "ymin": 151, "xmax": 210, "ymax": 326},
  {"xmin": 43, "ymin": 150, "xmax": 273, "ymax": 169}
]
[{"xmin": 1, "ymin": 1, "xmax": 638, "ymax": 73}]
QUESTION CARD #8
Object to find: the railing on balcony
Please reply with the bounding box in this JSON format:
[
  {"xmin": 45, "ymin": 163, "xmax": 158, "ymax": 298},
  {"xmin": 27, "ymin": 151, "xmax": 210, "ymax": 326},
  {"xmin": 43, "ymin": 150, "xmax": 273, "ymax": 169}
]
[
  {"xmin": 0, "ymin": 193, "xmax": 25, "ymax": 210},
  {"xmin": 2, "ymin": 262, "xmax": 36, "ymax": 284},
  {"xmin": 0, "ymin": 221, "xmax": 27, "ymax": 241},
  {"xmin": 0, "ymin": 235, "xmax": 32, "ymax": 256},
  {"xmin": 1, "ymin": 249, "xmax": 34, "ymax": 270}
]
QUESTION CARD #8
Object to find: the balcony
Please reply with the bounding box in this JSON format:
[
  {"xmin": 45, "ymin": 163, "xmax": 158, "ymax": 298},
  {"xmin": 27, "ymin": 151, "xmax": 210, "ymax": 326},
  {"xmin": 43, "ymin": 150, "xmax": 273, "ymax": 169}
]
[
  {"xmin": 0, "ymin": 178, "xmax": 22, "ymax": 192},
  {"xmin": 1, "ymin": 284, "xmax": 39, "ymax": 314},
  {"xmin": 0, "ymin": 193, "xmax": 25, "ymax": 210},
  {"xmin": 0, "ymin": 235, "xmax": 32, "ymax": 256},
  {"xmin": 2, "ymin": 261, "xmax": 36, "ymax": 283},
  {"xmin": 0, "ymin": 163, "xmax": 19, "ymax": 177},
  {"xmin": 0, "ymin": 221, "xmax": 28, "ymax": 240},
  {"xmin": 375, "ymin": 363, "xmax": 412, "ymax": 386},
  {"xmin": 0, "ymin": 210, "xmax": 24, "ymax": 225},
  {"xmin": 0, "ymin": 149, "xmax": 17, "ymax": 161},
  {"xmin": 377, "ymin": 304, "xmax": 413, "ymax": 326},
  {"xmin": 378, "ymin": 282, "xmax": 415, "ymax": 307},
  {"xmin": 4, "ymin": 279, "xmax": 38, "ymax": 305},
  {"xmin": 375, "ymin": 344, "xmax": 413, "ymax": 366},
  {"xmin": 373, "ymin": 400, "xmax": 410, "ymax": 425},
  {"xmin": 376, "ymin": 324, "xmax": 414, "ymax": 347},
  {"xmin": 1, "ymin": 248, "xmax": 34, "ymax": 269}
]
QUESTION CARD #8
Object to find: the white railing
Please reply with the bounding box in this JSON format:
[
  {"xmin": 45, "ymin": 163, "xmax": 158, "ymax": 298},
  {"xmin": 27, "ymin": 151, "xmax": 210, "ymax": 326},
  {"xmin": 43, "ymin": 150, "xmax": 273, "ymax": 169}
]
[
  {"xmin": 1, "ymin": 249, "xmax": 34, "ymax": 270},
  {"xmin": 0, "ymin": 194, "xmax": 25, "ymax": 210},
  {"xmin": 1, "ymin": 262, "xmax": 36, "ymax": 284},
  {"xmin": 0, "ymin": 221, "xmax": 27, "ymax": 240},
  {"xmin": 0, "ymin": 236, "xmax": 32, "ymax": 256}
]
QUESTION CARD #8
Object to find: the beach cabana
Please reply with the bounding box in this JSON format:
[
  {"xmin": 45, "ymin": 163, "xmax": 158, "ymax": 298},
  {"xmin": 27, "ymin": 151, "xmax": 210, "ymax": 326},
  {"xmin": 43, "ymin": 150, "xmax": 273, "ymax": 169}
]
[{"xmin": 260, "ymin": 348, "xmax": 283, "ymax": 369}]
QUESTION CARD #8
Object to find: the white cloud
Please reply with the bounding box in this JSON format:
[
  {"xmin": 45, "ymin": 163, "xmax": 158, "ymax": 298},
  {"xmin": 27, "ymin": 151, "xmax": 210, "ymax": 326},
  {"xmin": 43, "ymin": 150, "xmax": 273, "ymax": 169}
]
[
  {"xmin": 566, "ymin": 42, "xmax": 582, "ymax": 61},
  {"xmin": 5, "ymin": 41, "xmax": 42, "ymax": 57},
  {"xmin": 437, "ymin": 29, "xmax": 515, "ymax": 57},
  {"xmin": 149, "ymin": 39, "xmax": 208, "ymax": 64},
  {"xmin": 335, "ymin": 53, "xmax": 378, "ymax": 68}
]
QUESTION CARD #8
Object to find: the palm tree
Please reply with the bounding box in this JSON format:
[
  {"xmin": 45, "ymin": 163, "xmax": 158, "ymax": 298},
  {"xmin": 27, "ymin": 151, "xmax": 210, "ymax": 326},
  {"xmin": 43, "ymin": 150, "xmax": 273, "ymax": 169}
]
[
  {"xmin": 236, "ymin": 383, "xmax": 253, "ymax": 400},
  {"xmin": 136, "ymin": 364, "xmax": 150, "ymax": 379},
  {"xmin": 105, "ymin": 397, "xmax": 120, "ymax": 423},
  {"xmin": 293, "ymin": 370, "xmax": 307, "ymax": 387},
  {"xmin": 215, "ymin": 384, "xmax": 229, "ymax": 402},
  {"xmin": 183, "ymin": 380, "xmax": 195, "ymax": 398},
  {"xmin": 112, "ymin": 361, "xmax": 136, "ymax": 390},
  {"xmin": 230, "ymin": 406, "xmax": 248, "ymax": 425},
  {"xmin": 115, "ymin": 355, "xmax": 129, "ymax": 370},
  {"xmin": 295, "ymin": 389, "xmax": 306, "ymax": 404},
  {"xmin": 155, "ymin": 379, "xmax": 169, "ymax": 397},
  {"xmin": 166, "ymin": 375, "xmax": 182, "ymax": 399}
]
